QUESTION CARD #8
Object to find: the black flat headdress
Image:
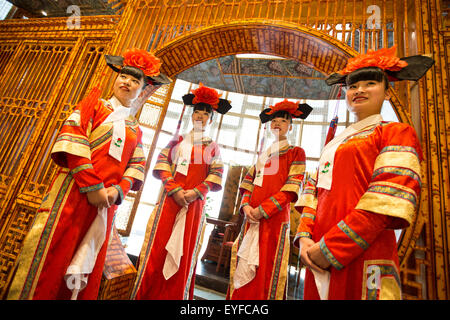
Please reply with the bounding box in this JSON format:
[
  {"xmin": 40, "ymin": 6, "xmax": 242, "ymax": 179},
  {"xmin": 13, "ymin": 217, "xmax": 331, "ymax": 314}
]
[
  {"xmin": 325, "ymin": 46, "xmax": 435, "ymax": 86},
  {"xmin": 182, "ymin": 83, "xmax": 232, "ymax": 115},
  {"xmin": 259, "ymin": 99, "xmax": 313, "ymax": 123}
]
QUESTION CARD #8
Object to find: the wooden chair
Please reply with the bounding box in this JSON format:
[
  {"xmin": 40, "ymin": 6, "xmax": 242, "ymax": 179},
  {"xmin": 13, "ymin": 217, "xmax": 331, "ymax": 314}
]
[
  {"xmin": 201, "ymin": 165, "xmax": 247, "ymax": 264},
  {"xmin": 201, "ymin": 216, "xmax": 234, "ymax": 263},
  {"xmin": 216, "ymin": 213, "xmax": 244, "ymax": 273}
]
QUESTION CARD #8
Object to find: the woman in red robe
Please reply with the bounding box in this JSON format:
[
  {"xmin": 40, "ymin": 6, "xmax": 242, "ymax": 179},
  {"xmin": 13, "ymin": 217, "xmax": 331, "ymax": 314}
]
[
  {"xmin": 227, "ymin": 100, "xmax": 312, "ymax": 300},
  {"xmin": 131, "ymin": 84, "xmax": 232, "ymax": 300},
  {"xmin": 7, "ymin": 48, "xmax": 170, "ymax": 300},
  {"xmin": 294, "ymin": 47, "xmax": 434, "ymax": 300}
]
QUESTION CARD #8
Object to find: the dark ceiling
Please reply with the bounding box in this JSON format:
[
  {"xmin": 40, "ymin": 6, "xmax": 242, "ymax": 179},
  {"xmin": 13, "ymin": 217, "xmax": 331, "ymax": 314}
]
[{"xmin": 6, "ymin": 0, "xmax": 123, "ymax": 17}]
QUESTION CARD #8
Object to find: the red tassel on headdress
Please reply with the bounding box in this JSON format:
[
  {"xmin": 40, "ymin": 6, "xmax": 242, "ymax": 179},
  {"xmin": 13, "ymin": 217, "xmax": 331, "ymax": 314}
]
[
  {"xmin": 324, "ymin": 116, "xmax": 338, "ymax": 146},
  {"xmin": 324, "ymin": 85, "xmax": 343, "ymax": 146},
  {"xmin": 78, "ymin": 85, "xmax": 102, "ymax": 132}
]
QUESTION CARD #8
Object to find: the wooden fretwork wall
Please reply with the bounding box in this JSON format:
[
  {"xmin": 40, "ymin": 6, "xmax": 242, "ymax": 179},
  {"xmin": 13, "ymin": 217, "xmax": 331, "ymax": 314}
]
[
  {"xmin": 0, "ymin": 16, "xmax": 120, "ymax": 298},
  {"xmin": 0, "ymin": 0, "xmax": 448, "ymax": 300}
]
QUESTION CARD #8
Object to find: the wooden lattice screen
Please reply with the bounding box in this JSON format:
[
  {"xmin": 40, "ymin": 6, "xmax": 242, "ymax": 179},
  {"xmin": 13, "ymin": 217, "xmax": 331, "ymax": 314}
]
[{"xmin": 0, "ymin": 16, "xmax": 119, "ymax": 298}]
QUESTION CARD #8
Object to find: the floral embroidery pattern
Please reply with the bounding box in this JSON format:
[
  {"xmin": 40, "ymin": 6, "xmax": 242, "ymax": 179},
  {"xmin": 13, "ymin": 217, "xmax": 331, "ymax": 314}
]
[
  {"xmin": 114, "ymin": 137, "xmax": 123, "ymax": 148},
  {"xmin": 321, "ymin": 161, "xmax": 331, "ymax": 174}
]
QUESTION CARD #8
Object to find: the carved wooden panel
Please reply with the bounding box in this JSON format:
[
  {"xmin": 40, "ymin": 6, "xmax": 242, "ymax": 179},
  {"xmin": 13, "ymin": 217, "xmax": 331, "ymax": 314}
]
[
  {"xmin": 0, "ymin": 202, "xmax": 38, "ymax": 299},
  {"xmin": 0, "ymin": 17, "xmax": 117, "ymax": 298}
]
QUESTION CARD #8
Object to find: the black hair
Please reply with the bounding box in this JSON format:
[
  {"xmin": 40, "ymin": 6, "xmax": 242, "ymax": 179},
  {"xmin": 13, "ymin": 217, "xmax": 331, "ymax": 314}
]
[
  {"xmin": 193, "ymin": 103, "xmax": 214, "ymax": 120},
  {"xmin": 119, "ymin": 65, "xmax": 148, "ymax": 88},
  {"xmin": 271, "ymin": 110, "xmax": 293, "ymax": 123},
  {"xmin": 346, "ymin": 66, "xmax": 389, "ymax": 90}
]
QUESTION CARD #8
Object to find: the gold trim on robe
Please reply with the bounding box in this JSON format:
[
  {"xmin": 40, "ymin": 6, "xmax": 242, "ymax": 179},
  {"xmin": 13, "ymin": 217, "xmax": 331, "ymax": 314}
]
[
  {"xmin": 355, "ymin": 181, "xmax": 417, "ymax": 226},
  {"xmin": 7, "ymin": 171, "xmax": 75, "ymax": 299},
  {"xmin": 204, "ymin": 158, "xmax": 224, "ymax": 187},
  {"xmin": 373, "ymin": 147, "xmax": 421, "ymax": 175},
  {"xmin": 239, "ymin": 166, "xmax": 255, "ymax": 193},
  {"xmin": 268, "ymin": 222, "xmax": 290, "ymax": 300}
]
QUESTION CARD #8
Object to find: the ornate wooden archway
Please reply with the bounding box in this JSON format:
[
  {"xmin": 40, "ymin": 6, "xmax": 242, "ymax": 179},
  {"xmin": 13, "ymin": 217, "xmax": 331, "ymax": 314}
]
[{"xmin": 153, "ymin": 21, "xmax": 415, "ymax": 125}]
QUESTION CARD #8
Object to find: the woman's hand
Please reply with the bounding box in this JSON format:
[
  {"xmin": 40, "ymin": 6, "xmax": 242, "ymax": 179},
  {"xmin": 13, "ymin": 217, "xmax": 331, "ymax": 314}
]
[
  {"xmin": 242, "ymin": 205, "xmax": 259, "ymax": 222},
  {"xmin": 106, "ymin": 187, "xmax": 119, "ymax": 206},
  {"xmin": 86, "ymin": 188, "xmax": 110, "ymax": 209},
  {"xmin": 299, "ymin": 237, "xmax": 328, "ymax": 273},
  {"xmin": 172, "ymin": 189, "xmax": 188, "ymax": 207},
  {"xmin": 184, "ymin": 189, "xmax": 199, "ymax": 204},
  {"xmin": 307, "ymin": 242, "xmax": 331, "ymax": 270},
  {"xmin": 250, "ymin": 207, "xmax": 263, "ymax": 220}
]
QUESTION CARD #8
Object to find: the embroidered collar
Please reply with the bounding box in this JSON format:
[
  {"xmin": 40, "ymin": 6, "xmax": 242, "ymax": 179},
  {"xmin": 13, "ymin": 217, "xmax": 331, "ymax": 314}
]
[{"xmin": 349, "ymin": 114, "xmax": 383, "ymax": 132}]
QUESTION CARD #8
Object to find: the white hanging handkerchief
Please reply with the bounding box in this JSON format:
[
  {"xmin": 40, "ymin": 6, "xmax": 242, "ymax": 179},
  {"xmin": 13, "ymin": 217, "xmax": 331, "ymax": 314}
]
[
  {"xmin": 64, "ymin": 207, "xmax": 108, "ymax": 300},
  {"xmin": 163, "ymin": 206, "xmax": 188, "ymax": 280},
  {"xmin": 311, "ymin": 269, "xmax": 331, "ymax": 300},
  {"xmin": 234, "ymin": 221, "xmax": 260, "ymax": 289}
]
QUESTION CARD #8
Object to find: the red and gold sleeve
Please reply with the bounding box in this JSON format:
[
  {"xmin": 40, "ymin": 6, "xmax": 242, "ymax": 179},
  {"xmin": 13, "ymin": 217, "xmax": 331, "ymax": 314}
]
[
  {"xmin": 279, "ymin": 147, "xmax": 306, "ymax": 200},
  {"xmin": 239, "ymin": 165, "xmax": 256, "ymax": 194},
  {"xmin": 293, "ymin": 174, "xmax": 318, "ymax": 246},
  {"xmin": 318, "ymin": 209, "xmax": 392, "ymax": 270},
  {"xmin": 153, "ymin": 138, "xmax": 183, "ymax": 196},
  {"xmin": 294, "ymin": 174, "xmax": 318, "ymax": 213},
  {"xmin": 52, "ymin": 99, "xmax": 104, "ymax": 193},
  {"xmin": 258, "ymin": 190, "xmax": 297, "ymax": 219},
  {"xmin": 51, "ymin": 100, "xmax": 102, "ymax": 167},
  {"xmin": 293, "ymin": 206, "xmax": 317, "ymax": 248},
  {"xmin": 67, "ymin": 155, "xmax": 104, "ymax": 193},
  {"xmin": 239, "ymin": 190, "xmax": 252, "ymax": 215},
  {"xmin": 235, "ymin": 163, "xmax": 255, "ymax": 215},
  {"xmin": 193, "ymin": 142, "xmax": 224, "ymax": 200},
  {"xmin": 320, "ymin": 123, "xmax": 423, "ymax": 270},
  {"xmin": 354, "ymin": 123, "xmax": 423, "ymax": 228}
]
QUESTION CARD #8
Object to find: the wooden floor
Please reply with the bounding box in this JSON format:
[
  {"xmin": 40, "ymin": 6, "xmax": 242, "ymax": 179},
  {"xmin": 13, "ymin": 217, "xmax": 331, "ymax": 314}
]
[
  {"xmin": 127, "ymin": 253, "xmax": 304, "ymax": 300},
  {"xmin": 194, "ymin": 258, "xmax": 305, "ymax": 300}
]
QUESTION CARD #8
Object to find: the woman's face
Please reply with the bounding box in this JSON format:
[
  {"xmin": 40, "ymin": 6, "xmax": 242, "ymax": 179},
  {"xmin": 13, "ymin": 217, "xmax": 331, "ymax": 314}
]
[
  {"xmin": 346, "ymin": 79, "xmax": 390, "ymax": 121},
  {"xmin": 270, "ymin": 116, "xmax": 291, "ymax": 139},
  {"xmin": 191, "ymin": 109, "xmax": 211, "ymax": 130},
  {"xmin": 113, "ymin": 73, "xmax": 145, "ymax": 107}
]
